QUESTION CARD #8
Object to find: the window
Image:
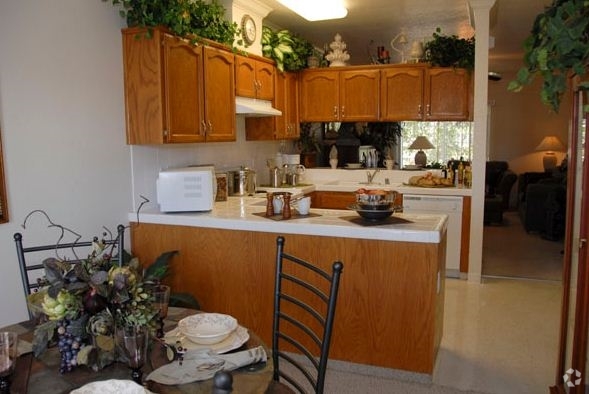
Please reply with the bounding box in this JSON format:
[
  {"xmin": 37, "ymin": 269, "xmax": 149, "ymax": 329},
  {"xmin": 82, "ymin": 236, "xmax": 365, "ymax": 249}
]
[{"xmin": 400, "ymin": 121, "xmax": 473, "ymax": 167}]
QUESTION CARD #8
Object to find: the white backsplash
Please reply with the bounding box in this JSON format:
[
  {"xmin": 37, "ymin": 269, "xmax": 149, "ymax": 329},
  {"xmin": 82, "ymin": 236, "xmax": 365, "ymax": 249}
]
[{"xmin": 130, "ymin": 117, "xmax": 283, "ymax": 211}]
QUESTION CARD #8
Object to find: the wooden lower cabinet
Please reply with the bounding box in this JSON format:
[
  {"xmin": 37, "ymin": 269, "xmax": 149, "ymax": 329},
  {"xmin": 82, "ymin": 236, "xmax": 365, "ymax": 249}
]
[
  {"xmin": 131, "ymin": 223, "xmax": 445, "ymax": 373},
  {"xmin": 311, "ymin": 191, "xmax": 403, "ymax": 210},
  {"xmin": 311, "ymin": 191, "xmax": 356, "ymax": 209}
]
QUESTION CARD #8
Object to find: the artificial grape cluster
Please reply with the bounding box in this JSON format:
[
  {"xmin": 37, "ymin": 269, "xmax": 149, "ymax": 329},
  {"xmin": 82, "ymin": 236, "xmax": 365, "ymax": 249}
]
[{"xmin": 56, "ymin": 320, "xmax": 83, "ymax": 374}]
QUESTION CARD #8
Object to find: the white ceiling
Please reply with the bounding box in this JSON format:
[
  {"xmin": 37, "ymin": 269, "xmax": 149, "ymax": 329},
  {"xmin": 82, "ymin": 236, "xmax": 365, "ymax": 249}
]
[{"xmin": 258, "ymin": 0, "xmax": 551, "ymax": 75}]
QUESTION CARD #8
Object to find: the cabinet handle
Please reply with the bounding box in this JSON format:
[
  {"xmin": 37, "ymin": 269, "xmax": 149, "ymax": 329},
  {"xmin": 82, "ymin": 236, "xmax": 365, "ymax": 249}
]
[
  {"xmin": 417, "ymin": 104, "xmax": 422, "ymax": 116},
  {"xmin": 341, "ymin": 106, "xmax": 345, "ymax": 118},
  {"xmin": 333, "ymin": 106, "xmax": 338, "ymax": 118},
  {"xmin": 207, "ymin": 120, "xmax": 213, "ymax": 133},
  {"xmin": 426, "ymin": 104, "xmax": 431, "ymax": 116},
  {"xmin": 201, "ymin": 121, "xmax": 207, "ymax": 136}
]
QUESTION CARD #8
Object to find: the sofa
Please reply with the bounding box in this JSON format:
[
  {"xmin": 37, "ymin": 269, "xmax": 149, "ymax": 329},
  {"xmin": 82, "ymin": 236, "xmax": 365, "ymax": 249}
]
[
  {"xmin": 484, "ymin": 161, "xmax": 517, "ymax": 225},
  {"xmin": 518, "ymin": 165, "xmax": 567, "ymax": 241}
]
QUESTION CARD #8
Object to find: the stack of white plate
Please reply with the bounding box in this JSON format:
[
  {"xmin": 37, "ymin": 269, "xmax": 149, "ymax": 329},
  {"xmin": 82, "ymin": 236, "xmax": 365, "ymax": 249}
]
[{"xmin": 177, "ymin": 313, "xmax": 238, "ymax": 345}]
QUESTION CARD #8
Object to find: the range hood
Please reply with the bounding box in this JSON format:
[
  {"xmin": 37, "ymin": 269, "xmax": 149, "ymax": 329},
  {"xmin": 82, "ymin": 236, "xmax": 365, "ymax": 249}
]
[{"xmin": 235, "ymin": 96, "xmax": 282, "ymax": 117}]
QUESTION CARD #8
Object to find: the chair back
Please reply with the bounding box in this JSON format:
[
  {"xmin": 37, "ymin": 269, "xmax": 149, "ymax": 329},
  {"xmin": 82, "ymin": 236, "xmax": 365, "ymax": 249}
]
[
  {"xmin": 271, "ymin": 236, "xmax": 343, "ymax": 394},
  {"xmin": 14, "ymin": 224, "xmax": 125, "ymax": 319}
]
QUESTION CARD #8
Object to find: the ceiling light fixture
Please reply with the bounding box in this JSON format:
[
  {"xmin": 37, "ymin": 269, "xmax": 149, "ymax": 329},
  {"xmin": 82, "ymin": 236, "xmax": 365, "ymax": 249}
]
[{"xmin": 276, "ymin": 0, "xmax": 348, "ymax": 21}]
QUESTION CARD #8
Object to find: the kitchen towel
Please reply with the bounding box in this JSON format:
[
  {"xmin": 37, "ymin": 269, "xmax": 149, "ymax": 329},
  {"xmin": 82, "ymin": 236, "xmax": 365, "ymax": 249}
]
[{"xmin": 146, "ymin": 346, "xmax": 267, "ymax": 385}]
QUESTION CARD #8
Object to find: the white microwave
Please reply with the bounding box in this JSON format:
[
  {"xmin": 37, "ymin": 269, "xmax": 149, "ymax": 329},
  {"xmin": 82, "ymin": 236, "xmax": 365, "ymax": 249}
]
[{"xmin": 156, "ymin": 166, "xmax": 216, "ymax": 212}]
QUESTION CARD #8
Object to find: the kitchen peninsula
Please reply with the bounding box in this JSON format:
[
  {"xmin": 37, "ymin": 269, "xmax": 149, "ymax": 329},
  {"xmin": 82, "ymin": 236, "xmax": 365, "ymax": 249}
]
[{"xmin": 129, "ymin": 196, "xmax": 447, "ymax": 374}]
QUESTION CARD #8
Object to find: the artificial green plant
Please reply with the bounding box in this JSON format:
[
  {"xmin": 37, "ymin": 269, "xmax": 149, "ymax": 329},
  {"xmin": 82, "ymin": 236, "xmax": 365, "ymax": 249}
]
[{"xmin": 507, "ymin": 0, "xmax": 589, "ymax": 113}]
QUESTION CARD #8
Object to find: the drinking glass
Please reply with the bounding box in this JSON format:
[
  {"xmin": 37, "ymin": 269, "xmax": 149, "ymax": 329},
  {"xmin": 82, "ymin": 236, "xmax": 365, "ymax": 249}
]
[
  {"xmin": 0, "ymin": 332, "xmax": 18, "ymax": 394},
  {"xmin": 117, "ymin": 326, "xmax": 149, "ymax": 384},
  {"xmin": 153, "ymin": 284, "xmax": 171, "ymax": 338}
]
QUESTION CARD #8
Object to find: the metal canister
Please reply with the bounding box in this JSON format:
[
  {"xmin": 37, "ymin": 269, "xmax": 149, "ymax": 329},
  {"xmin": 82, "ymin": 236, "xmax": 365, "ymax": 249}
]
[
  {"xmin": 230, "ymin": 167, "xmax": 256, "ymax": 196},
  {"xmin": 269, "ymin": 167, "xmax": 281, "ymax": 187}
]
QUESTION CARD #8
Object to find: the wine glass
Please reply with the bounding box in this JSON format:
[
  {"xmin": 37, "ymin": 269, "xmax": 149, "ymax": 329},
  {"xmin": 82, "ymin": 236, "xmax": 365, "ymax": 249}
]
[
  {"xmin": 117, "ymin": 326, "xmax": 149, "ymax": 384},
  {"xmin": 153, "ymin": 284, "xmax": 171, "ymax": 338},
  {"xmin": 0, "ymin": 332, "xmax": 18, "ymax": 394}
]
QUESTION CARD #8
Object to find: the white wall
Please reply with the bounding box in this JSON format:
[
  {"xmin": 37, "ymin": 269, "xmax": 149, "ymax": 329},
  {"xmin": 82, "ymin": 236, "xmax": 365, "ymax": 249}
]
[
  {"xmin": 0, "ymin": 1, "xmax": 282, "ymax": 327},
  {"xmin": 0, "ymin": 0, "xmax": 132, "ymax": 326}
]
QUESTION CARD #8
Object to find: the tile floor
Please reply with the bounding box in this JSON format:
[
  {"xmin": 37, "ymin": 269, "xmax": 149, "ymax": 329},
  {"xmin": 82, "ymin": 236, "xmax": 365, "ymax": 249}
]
[
  {"xmin": 434, "ymin": 278, "xmax": 561, "ymax": 393},
  {"xmin": 324, "ymin": 277, "xmax": 562, "ymax": 393}
]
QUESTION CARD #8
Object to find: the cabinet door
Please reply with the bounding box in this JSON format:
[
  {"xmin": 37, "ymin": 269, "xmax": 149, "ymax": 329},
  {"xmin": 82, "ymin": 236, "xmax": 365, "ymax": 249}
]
[
  {"xmin": 284, "ymin": 72, "xmax": 300, "ymax": 139},
  {"xmin": 255, "ymin": 61, "xmax": 275, "ymax": 101},
  {"xmin": 203, "ymin": 47, "xmax": 236, "ymax": 142},
  {"xmin": 380, "ymin": 67, "xmax": 424, "ymax": 121},
  {"xmin": 425, "ymin": 68, "xmax": 470, "ymax": 120},
  {"xmin": 235, "ymin": 56, "xmax": 257, "ymax": 98},
  {"xmin": 163, "ymin": 34, "xmax": 206, "ymax": 143},
  {"xmin": 123, "ymin": 28, "xmax": 166, "ymax": 144},
  {"xmin": 300, "ymin": 70, "xmax": 339, "ymax": 122},
  {"xmin": 339, "ymin": 70, "xmax": 380, "ymax": 121}
]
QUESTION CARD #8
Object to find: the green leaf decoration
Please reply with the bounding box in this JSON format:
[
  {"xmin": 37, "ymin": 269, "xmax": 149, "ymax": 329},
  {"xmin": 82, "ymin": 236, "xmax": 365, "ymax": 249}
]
[
  {"xmin": 170, "ymin": 292, "xmax": 200, "ymax": 309},
  {"xmin": 509, "ymin": 0, "xmax": 589, "ymax": 113},
  {"xmin": 144, "ymin": 250, "xmax": 178, "ymax": 281}
]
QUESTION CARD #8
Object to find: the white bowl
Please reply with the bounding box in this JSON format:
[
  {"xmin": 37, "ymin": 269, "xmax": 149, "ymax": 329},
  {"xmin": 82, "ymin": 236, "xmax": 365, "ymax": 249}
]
[{"xmin": 178, "ymin": 313, "xmax": 238, "ymax": 345}]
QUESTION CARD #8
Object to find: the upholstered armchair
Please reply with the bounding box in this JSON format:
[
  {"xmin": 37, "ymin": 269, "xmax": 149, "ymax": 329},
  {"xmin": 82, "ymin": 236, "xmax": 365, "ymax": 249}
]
[
  {"xmin": 518, "ymin": 166, "xmax": 567, "ymax": 240},
  {"xmin": 484, "ymin": 161, "xmax": 517, "ymax": 225}
]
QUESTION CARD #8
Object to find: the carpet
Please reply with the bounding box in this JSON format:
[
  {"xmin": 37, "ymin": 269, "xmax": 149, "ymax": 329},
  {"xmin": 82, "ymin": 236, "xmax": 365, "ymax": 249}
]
[{"xmin": 482, "ymin": 211, "xmax": 563, "ymax": 281}]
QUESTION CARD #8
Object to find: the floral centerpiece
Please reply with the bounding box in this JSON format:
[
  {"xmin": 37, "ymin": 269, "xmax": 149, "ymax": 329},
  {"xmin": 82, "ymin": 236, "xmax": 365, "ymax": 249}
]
[{"xmin": 27, "ymin": 235, "xmax": 178, "ymax": 373}]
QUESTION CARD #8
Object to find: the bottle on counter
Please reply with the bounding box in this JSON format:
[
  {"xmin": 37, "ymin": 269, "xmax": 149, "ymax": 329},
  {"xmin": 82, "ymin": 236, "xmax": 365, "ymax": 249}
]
[
  {"xmin": 464, "ymin": 165, "xmax": 472, "ymax": 188},
  {"xmin": 457, "ymin": 160, "xmax": 464, "ymax": 186}
]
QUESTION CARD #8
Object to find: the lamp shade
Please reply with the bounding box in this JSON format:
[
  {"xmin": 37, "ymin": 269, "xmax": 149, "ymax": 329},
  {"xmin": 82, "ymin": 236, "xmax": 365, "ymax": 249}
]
[
  {"xmin": 408, "ymin": 136, "xmax": 435, "ymax": 167},
  {"xmin": 535, "ymin": 136, "xmax": 565, "ymax": 172},
  {"xmin": 535, "ymin": 136, "xmax": 565, "ymax": 152},
  {"xmin": 408, "ymin": 136, "xmax": 435, "ymax": 150}
]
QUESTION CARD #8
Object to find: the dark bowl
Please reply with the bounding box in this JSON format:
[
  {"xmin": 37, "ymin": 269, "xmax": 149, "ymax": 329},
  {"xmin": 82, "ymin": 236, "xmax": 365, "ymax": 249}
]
[
  {"xmin": 357, "ymin": 202, "xmax": 392, "ymax": 211},
  {"xmin": 348, "ymin": 204, "xmax": 395, "ymax": 221},
  {"xmin": 356, "ymin": 209, "xmax": 394, "ymax": 221}
]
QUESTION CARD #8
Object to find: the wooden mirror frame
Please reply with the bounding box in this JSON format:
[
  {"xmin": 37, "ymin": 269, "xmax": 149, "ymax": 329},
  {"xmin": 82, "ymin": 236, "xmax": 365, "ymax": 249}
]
[{"xmin": 0, "ymin": 127, "xmax": 8, "ymax": 223}]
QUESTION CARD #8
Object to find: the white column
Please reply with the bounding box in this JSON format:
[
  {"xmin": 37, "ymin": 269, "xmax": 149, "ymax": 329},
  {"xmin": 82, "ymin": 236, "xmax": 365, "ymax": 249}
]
[{"xmin": 467, "ymin": 0, "xmax": 496, "ymax": 283}]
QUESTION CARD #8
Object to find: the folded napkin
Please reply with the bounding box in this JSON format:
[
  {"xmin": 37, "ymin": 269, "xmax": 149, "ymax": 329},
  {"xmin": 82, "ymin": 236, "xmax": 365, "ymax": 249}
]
[
  {"xmin": 70, "ymin": 379, "xmax": 155, "ymax": 394},
  {"xmin": 146, "ymin": 346, "xmax": 267, "ymax": 385}
]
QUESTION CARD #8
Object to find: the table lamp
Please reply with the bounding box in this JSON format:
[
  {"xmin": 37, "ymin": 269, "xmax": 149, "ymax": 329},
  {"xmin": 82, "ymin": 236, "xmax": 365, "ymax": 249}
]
[
  {"xmin": 535, "ymin": 135, "xmax": 565, "ymax": 171},
  {"xmin": 409, "ymin": 136, "xmax": 435, "ymax": 167}
]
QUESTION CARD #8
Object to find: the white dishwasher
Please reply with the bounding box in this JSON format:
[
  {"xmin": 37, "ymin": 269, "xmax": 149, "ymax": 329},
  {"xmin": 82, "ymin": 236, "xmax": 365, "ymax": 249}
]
[{"xmin": 402, "ymin": 194, "xmax": 463, "ymax": 278}]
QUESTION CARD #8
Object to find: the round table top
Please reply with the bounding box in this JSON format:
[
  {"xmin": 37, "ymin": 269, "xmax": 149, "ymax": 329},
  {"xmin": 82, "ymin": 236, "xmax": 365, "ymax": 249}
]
[{"xmin": 2, "ymin": 307, "xmax": 272, "ymax": 394}]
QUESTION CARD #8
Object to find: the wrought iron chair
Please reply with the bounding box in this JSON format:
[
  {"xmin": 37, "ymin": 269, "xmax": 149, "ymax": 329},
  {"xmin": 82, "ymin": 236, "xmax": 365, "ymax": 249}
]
[
  {"xmin": 14, "ymin": 224, "xmax": 125, "ymax": 319},
  {"xmin": 268, "ymin": 236, "xmax": 344, "ymax": 394}
]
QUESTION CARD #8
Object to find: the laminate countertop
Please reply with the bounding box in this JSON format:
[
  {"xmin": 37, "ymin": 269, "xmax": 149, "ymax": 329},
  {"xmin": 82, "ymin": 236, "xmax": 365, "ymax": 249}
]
[{"xmin": 129, "ymin": 196, "xmax": 447, "ymax": 244}]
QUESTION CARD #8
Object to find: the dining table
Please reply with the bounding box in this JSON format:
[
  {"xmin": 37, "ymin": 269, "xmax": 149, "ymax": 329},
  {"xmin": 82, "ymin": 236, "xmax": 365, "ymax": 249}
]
[{"xmin": 2, "ymin": 307, "xmax": 273, "ymax": 393}]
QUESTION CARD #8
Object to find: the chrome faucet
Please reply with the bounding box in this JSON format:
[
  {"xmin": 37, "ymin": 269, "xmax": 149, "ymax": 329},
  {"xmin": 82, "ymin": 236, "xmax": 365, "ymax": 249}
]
[{"xmin": 366, "ymin": 169, "xmax": 380, "ymax": 184}]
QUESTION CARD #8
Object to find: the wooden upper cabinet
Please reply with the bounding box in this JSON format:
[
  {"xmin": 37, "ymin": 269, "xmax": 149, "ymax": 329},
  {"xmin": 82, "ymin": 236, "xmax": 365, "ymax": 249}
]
[
  {"xmin": 425, "ymin": 67, "xmax": 471, "ymax": 120},
  {"xmin": 122, "ymin": 27, "xmax": 235, "ymax": 144},
  {"xmin": 299, "ymin": 70, "xmax": 339, "ymax": 122},
  {"xmin": 203, "ymin": 47, "xmax": 236, "ymax": 142},
  {"xmin": 235, "ymin": 55, "xmax": 275, "ymax": 101},
  {"xmin": 162, "ymin": 33, "xmax": 205, "ymax": 143},
  {"xmin": 380, "ymin": 65, "xmax": 471, "ymax": 121},
  {"xmin": 245, "ymin": 71, "xmax": 299, "ymax": 141},
  {"xmin": 300, "ymin": 68, "xmax": 379, "ymax": 122},
  {"xmin": 339, "ymin": 69, "xmax": 380, "ymax": 121},
  {"xmin": 380, "ymin": 67, "xmax": 425, "ymax": 121},
  {"xmin": 280, "ymin": 72, "xmax": 300, "ymax": 139}
]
